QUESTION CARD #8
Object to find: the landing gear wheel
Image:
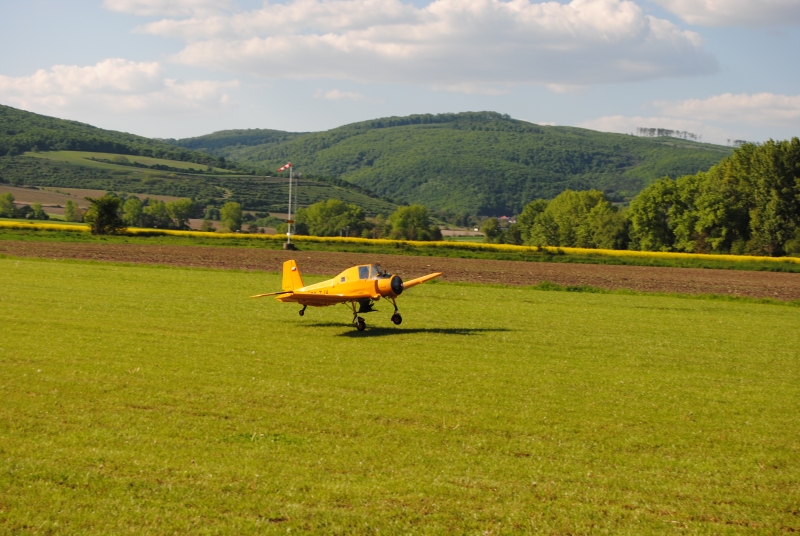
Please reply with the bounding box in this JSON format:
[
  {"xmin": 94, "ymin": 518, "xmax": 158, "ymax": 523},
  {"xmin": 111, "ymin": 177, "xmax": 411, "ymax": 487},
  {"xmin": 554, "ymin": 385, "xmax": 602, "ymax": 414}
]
[
  {"xmin": 299, "ymin": 305, "xmax": 307, "ymax": 317},
  {"xmin": 391, "ymin": 313, "xmax": 402, "ymax": 325},
  {"xmin": 355, "ymin": 317, "xmax": 366, "ymax": 331}
]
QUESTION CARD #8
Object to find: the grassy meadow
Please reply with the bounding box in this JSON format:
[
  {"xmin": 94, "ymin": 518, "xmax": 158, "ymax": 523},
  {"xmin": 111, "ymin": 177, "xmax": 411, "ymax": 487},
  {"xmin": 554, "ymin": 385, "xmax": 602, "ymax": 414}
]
[
  {"xmin": 24, "ymin": 151, "xmax": 231, "ymax": 173},
  {"xmin": 1, "ymin": 257, "xmax": 799, "ymax": 533}
]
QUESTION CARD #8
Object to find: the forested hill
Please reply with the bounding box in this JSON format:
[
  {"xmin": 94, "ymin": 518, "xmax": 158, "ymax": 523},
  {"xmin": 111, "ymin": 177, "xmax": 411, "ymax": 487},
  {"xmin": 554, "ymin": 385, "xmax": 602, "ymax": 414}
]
[
  {"xmin": 0, "ymin": 104, "xmax": 228, "ymax": 169},
  {"xmin": 166, "ymin": 129, "xmax": 305, "ymax": 152},
  {"xmin": 172, "ymin": 112, "xmax": 732, "ymax": 216}
]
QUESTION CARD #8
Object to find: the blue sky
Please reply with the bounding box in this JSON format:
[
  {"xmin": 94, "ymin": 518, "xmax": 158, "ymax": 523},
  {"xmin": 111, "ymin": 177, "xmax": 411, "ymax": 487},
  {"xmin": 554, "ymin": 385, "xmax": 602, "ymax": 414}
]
[{"xmin": 1, "ymin": 0, "xmax": 798, "ymax": 144}]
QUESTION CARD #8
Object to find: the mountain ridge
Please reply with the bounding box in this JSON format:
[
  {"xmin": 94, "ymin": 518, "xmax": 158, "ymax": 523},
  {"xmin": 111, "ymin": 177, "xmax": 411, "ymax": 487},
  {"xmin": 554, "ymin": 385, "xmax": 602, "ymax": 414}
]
[
  {"xmin": 170, "ymin": 111, "xmax": 732, "ymax": 216},
  {"xmin": 0, "ymin": 104, "xmax": 229, "ymax": 169}
]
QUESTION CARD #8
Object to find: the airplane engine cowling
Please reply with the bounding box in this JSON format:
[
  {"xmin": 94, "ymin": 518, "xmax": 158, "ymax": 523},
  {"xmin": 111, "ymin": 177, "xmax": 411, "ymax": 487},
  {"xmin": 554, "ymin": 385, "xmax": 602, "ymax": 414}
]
[{"xmin": 378, "ymin": 275, "xmax": 403, "ymax": 297}]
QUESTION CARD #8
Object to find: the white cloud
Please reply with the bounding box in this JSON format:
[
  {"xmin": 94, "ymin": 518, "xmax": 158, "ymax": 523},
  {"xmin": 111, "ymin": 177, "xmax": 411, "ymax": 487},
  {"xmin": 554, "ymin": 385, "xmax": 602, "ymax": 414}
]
[
  {"xmin": 139, "ymin": 0, "xmax": 417, "ymax": 40},
  {"xmin": 655, "ymin": 93, "xmax": 800, "ymax": 127},
  {"xmin": 313, "ymin": 88, "xmax": 367, "ymax": 100},
  {"xmin": 131, "ymin": 0, "xmax": 716, "ymax": 90},
  {"xmin": 103, "ymin": 0, "xmax": 232, "ymax": 17},
  {"xmin": 579, "ymin": 92, "xmax": 800, "ymax": 144},
  {"xmin": 652, "ymin": 0, "xmax": 800, "ymax": 27},
  {"xmin": 0, "ymin": 59, "xmax": 238, "ymax": 116},
  {"xmin": 578, "ymin": 114, "xmax": 734, "ymax": 143}
]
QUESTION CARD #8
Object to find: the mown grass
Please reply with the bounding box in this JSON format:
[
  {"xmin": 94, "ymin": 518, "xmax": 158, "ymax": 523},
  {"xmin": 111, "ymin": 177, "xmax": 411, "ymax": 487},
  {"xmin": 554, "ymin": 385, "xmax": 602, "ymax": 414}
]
[
  {"xmin": 1, "ymin": 258, "xmax": 798, "ymax": 533},
  {"xmin": 2, "ymin": 225, "xmax": 800, "ymax": 273}
]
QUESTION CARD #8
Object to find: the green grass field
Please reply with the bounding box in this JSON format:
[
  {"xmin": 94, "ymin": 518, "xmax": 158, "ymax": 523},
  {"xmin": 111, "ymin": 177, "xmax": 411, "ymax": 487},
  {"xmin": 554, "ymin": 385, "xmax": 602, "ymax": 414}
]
[
  {"xmin": 25, "ymin": 151, "xmax": 231, "ymax": 173},
  {"xmin": 1, "ymin": 258, "xmax": 798, "ymax": 533}
]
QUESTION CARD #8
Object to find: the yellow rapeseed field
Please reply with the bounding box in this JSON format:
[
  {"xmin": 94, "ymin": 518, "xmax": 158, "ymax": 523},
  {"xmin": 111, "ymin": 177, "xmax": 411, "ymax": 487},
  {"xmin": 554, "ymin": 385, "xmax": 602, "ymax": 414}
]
[{"xmin": 2, "ymin": 220, "xmax": 799, "ymax": 265}]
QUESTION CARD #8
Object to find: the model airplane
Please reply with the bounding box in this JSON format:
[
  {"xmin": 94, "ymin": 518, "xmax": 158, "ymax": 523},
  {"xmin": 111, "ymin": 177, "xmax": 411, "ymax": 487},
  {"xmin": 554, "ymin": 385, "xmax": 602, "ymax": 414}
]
[{"xmin": 251, "ymin": 260, "xmax": 442, "ymax": 331}]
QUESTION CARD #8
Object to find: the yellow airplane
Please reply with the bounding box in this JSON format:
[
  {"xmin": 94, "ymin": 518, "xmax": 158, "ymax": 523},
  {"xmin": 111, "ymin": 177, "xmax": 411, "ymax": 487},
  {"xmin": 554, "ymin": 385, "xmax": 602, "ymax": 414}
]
[{"xmin": 251, "ymin": 260, "xmax": 442, "ymax": 330}]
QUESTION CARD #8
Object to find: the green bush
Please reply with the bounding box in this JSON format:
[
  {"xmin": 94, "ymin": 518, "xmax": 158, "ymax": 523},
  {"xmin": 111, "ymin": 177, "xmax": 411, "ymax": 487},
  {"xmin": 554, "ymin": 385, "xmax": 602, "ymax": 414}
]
[{"xmin": 84, "ymin": 195, "xmax": 125, "ymax": 235}]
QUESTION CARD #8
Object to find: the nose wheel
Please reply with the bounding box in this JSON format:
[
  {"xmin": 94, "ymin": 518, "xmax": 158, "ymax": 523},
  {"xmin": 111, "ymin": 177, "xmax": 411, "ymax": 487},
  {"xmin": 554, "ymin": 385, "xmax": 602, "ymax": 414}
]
[{"xmin": 389, "ymin": 297, "xmax": 402, "ymax": 325}]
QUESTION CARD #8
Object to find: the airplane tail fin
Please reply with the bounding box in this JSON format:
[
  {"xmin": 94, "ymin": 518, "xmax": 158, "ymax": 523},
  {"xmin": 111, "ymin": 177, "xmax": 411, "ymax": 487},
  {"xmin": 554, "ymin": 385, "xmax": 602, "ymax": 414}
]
[{"xmin": 282, "ymin": 260, "xmax": 304, "ymax": 291}]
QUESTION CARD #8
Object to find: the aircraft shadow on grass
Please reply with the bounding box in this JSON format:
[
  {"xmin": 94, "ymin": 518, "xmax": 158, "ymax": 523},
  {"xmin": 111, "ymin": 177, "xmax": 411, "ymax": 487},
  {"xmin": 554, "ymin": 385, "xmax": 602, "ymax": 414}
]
[{"xmin": 302, "ymin": 322, "xmax": 512, "ymax": 338}]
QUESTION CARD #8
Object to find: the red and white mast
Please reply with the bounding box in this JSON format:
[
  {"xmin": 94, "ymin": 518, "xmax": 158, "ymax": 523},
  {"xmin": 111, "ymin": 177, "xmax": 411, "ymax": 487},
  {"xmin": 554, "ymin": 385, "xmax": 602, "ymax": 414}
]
[{"xmin": 278, "ymin": 162, "xmax": 293, "ymax": 245}]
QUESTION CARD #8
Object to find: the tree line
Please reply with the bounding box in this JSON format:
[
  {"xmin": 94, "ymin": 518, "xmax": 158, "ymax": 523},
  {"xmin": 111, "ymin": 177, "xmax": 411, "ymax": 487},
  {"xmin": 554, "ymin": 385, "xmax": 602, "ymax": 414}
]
[
  {"xmin": 0, "ymin": 193, "xmax": 50, "ymax": 220},
  {"xmin": 1, "ymin": 190, "xmax": 441, "ymax": 241},
  {"xmin": 484, "ymin": 139, "xmax": 800, "ymax": 256},
  {"xmin": 285, "ymin": 199, "xmax": 442, "ymax": 241},
  {"xmin": 0, "ymin": 191, "xmax": 246, "ymax": 234}
]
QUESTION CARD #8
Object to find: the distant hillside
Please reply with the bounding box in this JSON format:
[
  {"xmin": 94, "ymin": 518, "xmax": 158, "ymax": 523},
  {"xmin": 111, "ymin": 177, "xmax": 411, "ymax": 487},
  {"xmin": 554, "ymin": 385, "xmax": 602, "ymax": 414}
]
[
  {"xmin": 174, "ymin": 112, "xmax": 732, "ymax": 216},
  {"xmin": 0, "ymin": 104, "xmax": 228, "ymax": 169},
  {"xmin": 0, "ymin": 154, "xmax": 396, "ymax": 216},
  {"xmin": 0, "ymin": 105, "xmax": 397, "ymax": 215},
  {"xmin": 164, "ymin": 129, "xmax": 305, "ymax": 153}
]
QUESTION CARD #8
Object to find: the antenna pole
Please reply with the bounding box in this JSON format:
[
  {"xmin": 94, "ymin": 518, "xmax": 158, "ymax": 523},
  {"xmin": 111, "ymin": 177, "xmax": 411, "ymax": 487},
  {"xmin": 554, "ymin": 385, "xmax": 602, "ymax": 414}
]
[{"xmin": 287, "ymin": 165, "xmax": 293, "ymax": 245}]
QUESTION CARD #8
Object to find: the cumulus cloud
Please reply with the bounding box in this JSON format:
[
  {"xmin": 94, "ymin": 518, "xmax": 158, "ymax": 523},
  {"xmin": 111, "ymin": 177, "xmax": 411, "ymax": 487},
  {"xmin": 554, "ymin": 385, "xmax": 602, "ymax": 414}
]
[
  {"xmin": 129, "ymin": 0, "xmax": 717, "ymax": 91},
  {"xmin": 580, "ymin": 92, "xmax": 800, "ymax": 144},
  {"xmin": 652, "ymin": 0, "xmax": 800, "ymax": 27},
  {"xmin": 579, "ymin": 114, "xmax": 731, "ymax": 141},
  {"xmin": 103, "ymin": 0, "xmax": 232, "ymax": 17},
  {"xmin": 655, "ymin": 93, "xmax": 800, "ymax": 127},
  {"xmin": 0, "ymin": 59, "xmax": 238, "ymax": 116}
]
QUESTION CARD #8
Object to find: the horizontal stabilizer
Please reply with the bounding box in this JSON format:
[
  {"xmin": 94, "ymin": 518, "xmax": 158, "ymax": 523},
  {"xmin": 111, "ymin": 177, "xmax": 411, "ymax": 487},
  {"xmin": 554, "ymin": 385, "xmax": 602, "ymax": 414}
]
[
  {"xmin": 250, "ymin": 291, "xmax": 293, "ymax": 298},
  {"xmin": 403, "ymin": 272, "xmax": 443, "ymax": 289}
]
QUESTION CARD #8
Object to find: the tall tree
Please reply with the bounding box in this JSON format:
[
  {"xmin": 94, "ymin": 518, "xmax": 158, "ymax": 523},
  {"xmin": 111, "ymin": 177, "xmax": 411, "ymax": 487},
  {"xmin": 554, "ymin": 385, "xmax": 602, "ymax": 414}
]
[
  {"xmin": 64, "ymin": 199, "xmax": 84, "ymax": 222},
  {"xmin": 0, "ymin": 192, "xmax": 15, "ymax": 217},
  {"xmin": 84, "ymin": 195, "xmax": 125, "ymax": 235},
  {"xmin": 30, "ymin": 203, "xmax": 49, "ymax": 220},
  {"xmin": 628, "ymin": 179, "xmax": 677, "ymax": 251},
  {"xmin": 747, "ymin": 139, "xmax": 800, "ymax": 255},
  {"xmin": 296, "ymin": 199, "xmax": 367, "ymax": 236},
  {"xmin": 480, "ymin": 218, "xmax": 501, "ymax": 242},
  {"xmin": 667, "ymin": 173, "xmax": 704, "ymax": 252},
  {"xmin": 122, "ymin": 197, "xmax": 143, "ymax": 226},
  {"xmin": 388, "ymin": 205, "xmax": 441, "ymax": 241},
  {"xmin": 526, "ymin": 190, "xmax": 606, "ymax": 247},
  {"xmin": 587, "ymin": 203, "xmax": 629, "ymax": 250},
  {"xmin": 220, "ymin": 201, "xmax": 243, "ymax": 232},
  {"xmin": 166, "ymin": 199, "xmax": 195, "ymax": 229},
  {"xmin": 517, "ymin": 199, "xmax": 547, "ymax": 244},
  {"xmin": 143, "ymin": 199, "xmax": 173, "ymax": 229},
  {"xmin": 690, "ymin": 158, "xmax": 752, "ymax": 253}
]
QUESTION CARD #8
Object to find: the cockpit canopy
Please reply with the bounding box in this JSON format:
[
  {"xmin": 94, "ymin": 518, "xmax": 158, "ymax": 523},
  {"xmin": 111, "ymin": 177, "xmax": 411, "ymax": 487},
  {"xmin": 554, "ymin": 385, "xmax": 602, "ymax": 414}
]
[{"xmin": 357, "ymin": 264, "xmax": 391, "ymax": 280}]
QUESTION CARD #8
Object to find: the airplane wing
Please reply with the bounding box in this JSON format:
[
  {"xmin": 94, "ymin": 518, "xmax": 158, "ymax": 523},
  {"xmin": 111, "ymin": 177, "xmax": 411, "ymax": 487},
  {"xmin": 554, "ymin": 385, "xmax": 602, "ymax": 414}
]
[
  {"xmin": 403, "ymin": 272, "xmax": 443, "ymax": 289},
  {"xmin": 250, "ymin": 291, "xmax": 293, "ymax": 298},
  {"xmin": 289, "ymin": 292, "xmax": 367, "ymax": 304}
]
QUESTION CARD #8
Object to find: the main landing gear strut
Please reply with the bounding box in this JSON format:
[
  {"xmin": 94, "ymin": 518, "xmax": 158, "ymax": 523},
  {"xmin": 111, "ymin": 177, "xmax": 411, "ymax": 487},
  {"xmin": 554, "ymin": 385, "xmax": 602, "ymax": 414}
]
[
  {"xmin": 349, "ymin": 302, "xmax": 366, "ymax": 331},
  {"xmin": 348, "ymin": 298, "xmax": 402, "ymax": 331}
]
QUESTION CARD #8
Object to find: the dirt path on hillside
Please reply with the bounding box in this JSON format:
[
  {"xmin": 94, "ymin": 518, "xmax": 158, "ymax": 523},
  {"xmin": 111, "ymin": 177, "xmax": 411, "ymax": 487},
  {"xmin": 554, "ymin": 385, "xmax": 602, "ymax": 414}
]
[{"xmin": 2, "ymin": 240, "xmax": 800, "ymax": 300}]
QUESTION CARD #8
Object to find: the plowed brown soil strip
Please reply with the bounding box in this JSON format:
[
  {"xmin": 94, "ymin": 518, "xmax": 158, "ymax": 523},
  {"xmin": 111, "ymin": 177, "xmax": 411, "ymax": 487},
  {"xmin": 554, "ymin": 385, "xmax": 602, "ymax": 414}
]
[{"xmin": 3, "ymin": 240, "xmax": 800, "ymax": 300}]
